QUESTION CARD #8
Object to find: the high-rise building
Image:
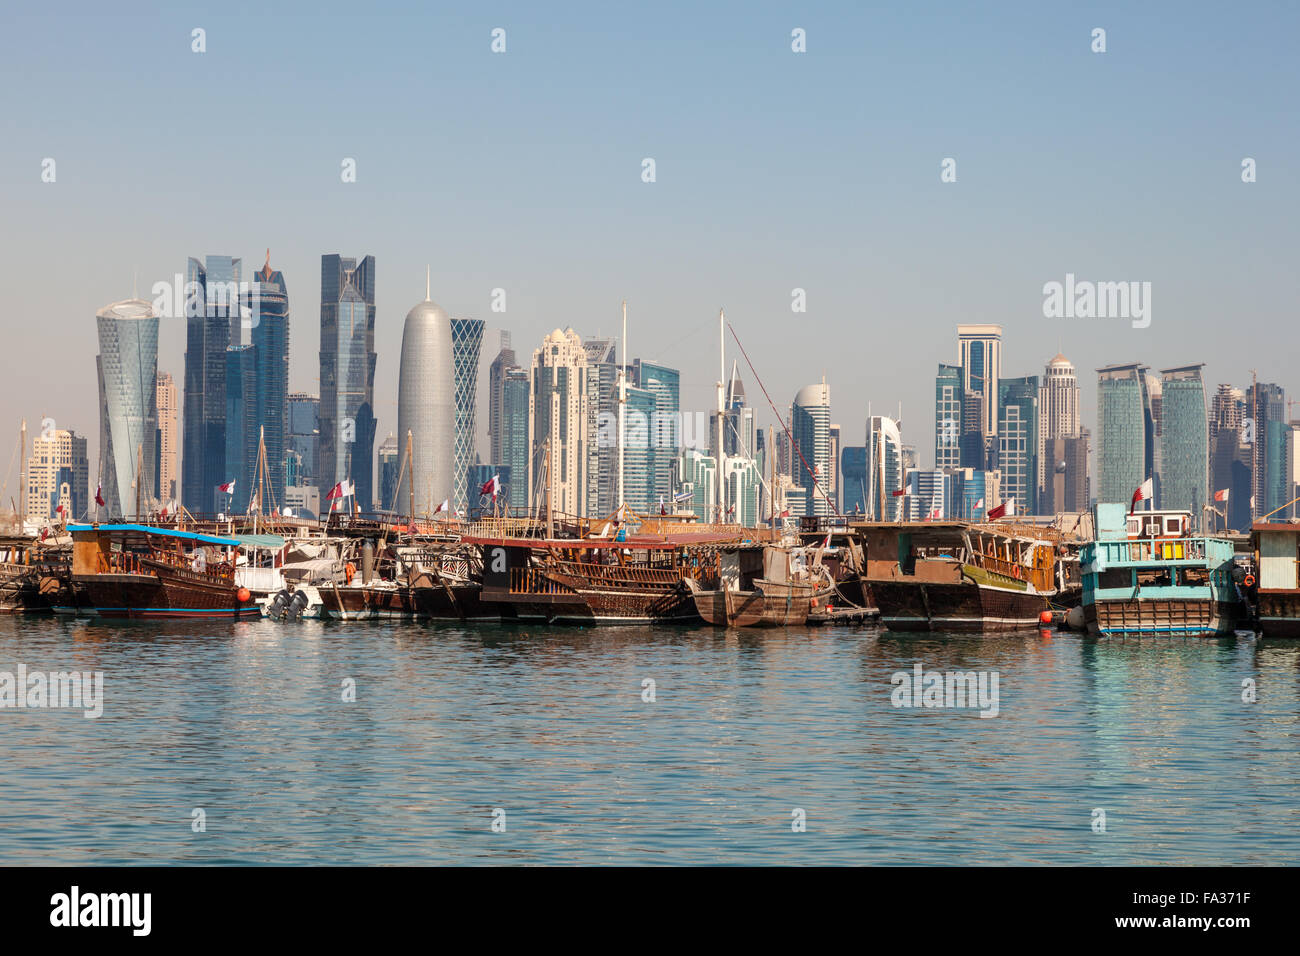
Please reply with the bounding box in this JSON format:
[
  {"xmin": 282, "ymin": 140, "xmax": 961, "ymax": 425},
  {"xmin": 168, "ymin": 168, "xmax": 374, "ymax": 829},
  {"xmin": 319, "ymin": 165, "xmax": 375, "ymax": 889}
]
[
  {"xmin": 156, "ymin": 371, "xmax": 178, "ymax": 502},
  {"xmin": 1158, "ymin": 365, "xmax": 1208, "ymax": 524},
  {"xmin": 998, "ymin": 375, "xmax": 1039, "ymax": 514},
  {"xmin": 487, "ymin": 332, "xmax": 515, "ymax": 465},
  {"xmin": 500, "ymin": 367, "xmax": 530, "ymax": 512},
  {"xmin": 829, "ymin": 424, "xmax": 842, "ymax": 510},
  {"xmin": 905, "ymin": 469, "xmax": 951, "ymax": 520},
  {"xmin": 450, "ymin": 317, "xmax": 485, "ymax": 511},
  {"xmin": 792, "ymin": 381, "xmax": 833, "ymax": 516},
  {"xmin": 182, "ymin": 255, "xmax": 239, "ymax": 514},
  {"xmin": 26, "ymin": 428, "xmax": 89, "ymax": 521},
  {"xmin": 224, "ymin": 343, "xmax": 258, "ymax": 510},
  {"xmin": 1038, "ymin": 353, "xmax": 1081, "ymax": 505},
  {"xmin": 395, "ymin": 290, "xmax": 454, "ymax": 516},
  {"xmin": 97, "ymin": 298, "xmax": 159, "ymax": 518},
  {"xmin": 841, "ymin": 446, "xmax": 868, "ymax": 515},
  {"xmin": 934, "ymin": 363, "xmax": 963, "ymax": 471},
  {"xmin": 319, "ymin": 253, "xmax": 377, "ymax": 511},
  {"xmin": 1248, "ymin": 382, "xmax": 1287, "ymax": 520},
  {"xmin": 286, "ymin": 392, "xmax": 320, "ymax": 489},
  {"xmin": 866, "ymin": 415, "xmax": 903, "ymax": 520},
  {"xmin": 378, "ymin": 434, "xmax": 400, "ymax": 513},
  {"xmin": 1096, "ymin": 363, "xmax": 1155, "ymax": 506},
  {"xmin": 248, "ymin": 252, "xmax": 290, "ymax": 512},
  {"xmin": 634, "ymin": 359, "xmax": 681, "ymax": 508},
  {"xmin": 582, "ymin": 337, "xmax": 619, "ymax": 516},
  {"xmin": 530, "ymin": 328, "xmax": 590, "ymax": 517},
  {"xmin": 957, "ymin": 324, "xmax": 1002, "ymax": 440},
  {"xmin": 1042, "ymin": 432, "xmax": 1090, "ymax": 515}
]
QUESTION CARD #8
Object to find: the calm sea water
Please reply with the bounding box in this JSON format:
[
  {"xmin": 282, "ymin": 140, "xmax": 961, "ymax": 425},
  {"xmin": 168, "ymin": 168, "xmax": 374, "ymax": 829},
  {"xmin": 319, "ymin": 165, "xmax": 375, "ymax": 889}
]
[{"xmin": 0, "ymin": 615, "xmax": 1296, "ymax": 865}]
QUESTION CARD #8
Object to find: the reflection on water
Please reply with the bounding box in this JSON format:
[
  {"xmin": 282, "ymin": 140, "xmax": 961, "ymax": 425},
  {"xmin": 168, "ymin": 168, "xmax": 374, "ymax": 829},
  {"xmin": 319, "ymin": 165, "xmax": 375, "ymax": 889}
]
[{"xmin": 0, "ymin": 616, "xmax": 1296, "ymax": 865}]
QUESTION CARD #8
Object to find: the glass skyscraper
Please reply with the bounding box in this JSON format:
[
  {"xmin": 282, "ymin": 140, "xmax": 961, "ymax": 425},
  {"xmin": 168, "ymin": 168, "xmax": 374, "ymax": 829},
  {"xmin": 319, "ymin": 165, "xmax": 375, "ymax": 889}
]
[
  {"xmin": 224, "ymin": 344, "xmax": 257, "ymax": 511},
  {"xmin": 792, "ymin": 381, "xmax": 833, "ymax": 516},
  {"xmin": 1096, "ymin": 363, "xmax": 1155, "ymax": 505},
  {"xmin": 96, "ymin": 298, "xmax": 159, "ymax": 518},
  {"xmin": 450, "ymin": 317, "xmax": 485, "ymax": 511},
  {"xmin": 500, "ymin": 366, "xmax": 531, "ymax": 512},
  {"xmin": 248, "ymin": 255, "xmax": 289, "ymax": 511},
  {"xmin": 634, "ymin": 359, "xmax": 681, "ymax": 508},
  {"xmin": 396, "ymin": 293, "xmax": 454, "ymax": 516},
  {"xmin": 866, "ymin": 415, "xmax": 903, "ymax": 520},
  {"xmin": 319, "ymin": 254, "xmax": 377, "ymax": 511},
  {"xmin": 997, "ymin": 375, "xmax": 1039, "ymax": 514},
  {"xmin": 286, "ymin": 392, "xmax": 320, "ymax": 489},
  {"xmin": 841, "ymin": 445, "xmax": 868, "ymax": 515},
  {"xmin": 182, "ymin": 255, "xmax": 239, "ymax": 514},
  {"xmin": 934, "ymin": 363, "xmax": 962, "ymax": 470},
  {"xmin": 1158, "ymin": 365, "xmax": 1208, "ymax": 524}
]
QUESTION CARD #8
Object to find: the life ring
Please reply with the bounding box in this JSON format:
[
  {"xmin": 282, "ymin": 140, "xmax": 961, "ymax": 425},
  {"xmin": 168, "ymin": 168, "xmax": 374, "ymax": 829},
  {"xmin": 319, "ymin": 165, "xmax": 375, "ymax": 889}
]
[
  {"xmin": 1012, "ymin": 564, "xmax": 1022, "ymax": 580},
  {"xmin": 1244, "ymin": 573, "xmax": 1256, "ymax": 588},
  {"xmin": 345, "ymin": 562, "xmax": 356, "ymax": 584}
]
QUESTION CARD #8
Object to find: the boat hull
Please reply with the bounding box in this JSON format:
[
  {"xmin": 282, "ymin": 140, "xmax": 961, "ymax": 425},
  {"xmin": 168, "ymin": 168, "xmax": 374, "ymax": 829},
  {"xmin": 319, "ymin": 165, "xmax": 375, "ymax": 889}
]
[
  {"xmin": 1083, "ymin": 597, "xmax": 1239, "ymax": 637},
  {"xmin": 691, "ymin": 580, "xmax": 814, "ymax": 627},
  {"xmin": 869, "ymin": 579, "xmax": 1050, "ymax": 632},
  {"xmin": 1250, "ymin": 590, "xmax": 1300, "ymax": 638},
  {"xmin": 61, "ymin": 567, "xmax": 260, "ymax": 619}
]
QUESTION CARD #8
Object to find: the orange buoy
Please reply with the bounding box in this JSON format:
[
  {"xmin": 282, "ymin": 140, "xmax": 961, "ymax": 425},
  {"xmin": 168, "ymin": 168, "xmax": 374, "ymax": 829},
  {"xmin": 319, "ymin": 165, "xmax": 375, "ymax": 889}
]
[
  {"xmin": 1039, "ymin": 610, "xmax": 1053, "ymax": 624},
  {"xmin": 1012, "ymin": 564, "xmax": 1022, "ymax": 580},
  {"xmin": 236, "ymin": 587, "xmax": 251, "ymax": 603},
  {"xmin": 1245, "ymin": 574, "xmax": 1256, "ymax": 588}
]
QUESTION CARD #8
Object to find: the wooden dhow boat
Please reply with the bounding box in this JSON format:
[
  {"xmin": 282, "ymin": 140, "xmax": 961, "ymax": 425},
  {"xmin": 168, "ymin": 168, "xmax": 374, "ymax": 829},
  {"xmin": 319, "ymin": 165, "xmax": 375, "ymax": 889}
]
[
  {"xmin": 686, "ymin": 542, "xmax": 827, "ymax": 627},
  {"xmin": 852, "ymin": 520, "xmax": 1061, "ymax": 632}
]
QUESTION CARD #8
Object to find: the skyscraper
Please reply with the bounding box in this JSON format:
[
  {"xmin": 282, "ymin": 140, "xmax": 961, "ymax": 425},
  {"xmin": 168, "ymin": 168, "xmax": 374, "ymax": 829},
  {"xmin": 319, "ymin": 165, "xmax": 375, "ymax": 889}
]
[
  {"xmin": 841, "ymin": 445, "xmax": 868, "ymax": 515},
  {"xmin": 1248, "ymin": 381, "xmax": 1287, "ymax": 520},
  {"xmin": 97, "ymin": 298, "xmax": 159, "ymax": 518},
  {"xmin": 1096, "ymin": 363, "xmax": 1155, "ymax": 506},
  {"xmin": 934, "ymin": 363, "xmax": 963, "ymax": 470},
  {"xmin": 378, "ymin": 434, "xmax": 399, "ymax": 513},
  {"xmin": 866, "ymin": 415, "xmax": 903, "ymax": 520},
  {"xmin": 1038, "ymin": 353, "xmax": 1081, "ymax": 505},
  {"xmin": 500, "ymin": 366, "xmax": 531, "ymax": 511},
  {"xmin": 286, "ymin": 392, "xmax": 320, "ymax": 490},
  {"xmin": 957, "ymin": 324, "xmax": 1002, "ymax": 441},
  {"xmin": 26, "ymin": 428, "xmax": 89, "ymax": 521},
  {"xmin": 583, "ymin": 337, "xmax": 619, "ymax": 516},
  {"xmin": 488, "ymin": 332, "xmax": 515, "ymax": 465},
  {"xmin": 248, "ymin": 253, "xmax": 289, "ymax": 512},
  {"xmin": 395, "ymin": 289, "xmax": 454, "ymax": 516},
  {"xmin": 1158, "ymin": 365, "xmax": 1208, "ymax": 524},
  {"xmin": 634, "ymin": 358, "xmax": 681, "ymax": 508},
  {"xmin": 224, "ymin": 344, "xmax": 257, "ymax": 511},
  {"xmin": 450, "ymin": 317, "xmax": 485, "ymax": 511},
  {"xmin": 182, "ymin": 255, "xmax": 239, "ymax": 513},
  {"xmin": 156, "ymin": 371, "xmax": 178, "ymax": 502},
  {"xmin": 792, "ymin": 381, "xmax": 833, "ymax": 516},
  {"xmin": 997, "ymin": 375, "xmax": 1038, "ymax": 514},
  {"xmin": 530, "ymin": 328, "xmax": 590, "ymax": 517},
  {"xmin": 319, "ymin": 254, "xmax": 377, "ymax": 511}
]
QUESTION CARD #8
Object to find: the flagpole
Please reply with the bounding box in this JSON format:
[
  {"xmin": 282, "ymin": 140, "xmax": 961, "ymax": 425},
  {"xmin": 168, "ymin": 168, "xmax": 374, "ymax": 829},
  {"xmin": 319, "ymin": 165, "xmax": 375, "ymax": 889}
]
[{"xmin": 618, "ymin": 300, "xmax": 627, "ymax": 514}]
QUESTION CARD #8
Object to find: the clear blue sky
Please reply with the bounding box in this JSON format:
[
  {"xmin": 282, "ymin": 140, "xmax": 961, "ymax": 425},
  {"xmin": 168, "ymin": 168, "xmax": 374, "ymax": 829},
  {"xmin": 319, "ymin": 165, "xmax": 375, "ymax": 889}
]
[{"xmin": 1, "ymin": 0, "xmax": 1296, "ymax": 488}]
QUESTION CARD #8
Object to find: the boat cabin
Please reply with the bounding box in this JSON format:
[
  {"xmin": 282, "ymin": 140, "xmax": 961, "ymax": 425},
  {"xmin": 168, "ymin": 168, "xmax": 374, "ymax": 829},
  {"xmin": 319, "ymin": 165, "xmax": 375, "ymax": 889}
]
[{"xmin": 1125, "ymin": 510, "xmax": 1192, "ymax": 540}]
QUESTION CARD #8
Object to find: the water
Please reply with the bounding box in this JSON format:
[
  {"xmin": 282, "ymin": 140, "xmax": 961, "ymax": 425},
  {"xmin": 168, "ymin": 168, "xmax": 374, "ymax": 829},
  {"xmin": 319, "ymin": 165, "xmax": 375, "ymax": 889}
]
[{"xmin": 1, "ymin": 616, "xmax": 1297, "ymax": 865}]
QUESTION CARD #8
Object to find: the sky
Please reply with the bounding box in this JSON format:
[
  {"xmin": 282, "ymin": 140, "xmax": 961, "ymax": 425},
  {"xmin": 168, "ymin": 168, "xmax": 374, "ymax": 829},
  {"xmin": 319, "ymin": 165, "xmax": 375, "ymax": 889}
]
[{"xmin": 1, "ymin": 0, "xmax": 1296, "ymax": 496}]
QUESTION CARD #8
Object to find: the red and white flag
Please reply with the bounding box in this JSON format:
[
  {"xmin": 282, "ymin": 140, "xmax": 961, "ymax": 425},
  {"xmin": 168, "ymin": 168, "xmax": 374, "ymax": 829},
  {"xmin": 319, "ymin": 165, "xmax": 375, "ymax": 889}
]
[
  {"xmin": 325, "ymin": 479, "xmax": 354, "ymax": 500},
  {"xmin": 1214, "ymin": 488, "xmax": 1230, "ymax": 502},
  {"xmin": 1129, "ymin": 477, "xmax": 1153, "ymax": 514},
  {"xmin": 94, "ymin": 484, "xmax": 105, "ymax": 507},
  {"xmin": 928, "ymin": 507, "xmax": 941, "ymax": 520},
  {"xmin": 987, "ymin": 498, "xmax": 1015, "ymax": 521},
  {"xmin": 479, "ymin": 474, "xmax": 501, "ymax": 498},
  {"xmin": 659, "ymin": 496, "xmax": 667, "ymax": 516},
  {"xmin": 433, "ymin": 499, "xmax": 449, "ymax": 515},
  {"xmin": 217, "ymin": 479, "xmax": 236, "ymax": 494},
  {"xmin": 975, "ymin": 497, "xmax": 985, "ymax": 509},
  {"xmin": 891, "ymin": 488, "xmax": 906, "ymax": 497}
]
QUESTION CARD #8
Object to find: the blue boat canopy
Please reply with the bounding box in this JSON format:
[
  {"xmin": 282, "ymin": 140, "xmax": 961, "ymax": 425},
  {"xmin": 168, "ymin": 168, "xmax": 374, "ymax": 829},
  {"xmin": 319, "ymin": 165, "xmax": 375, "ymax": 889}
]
[
  {"xmin": 232, "ymin": 533, "xmax": 287, "ymax": 550},
  {"xmin": 67, "ymin": 524, "xmax": 243, "ymax": 547}
]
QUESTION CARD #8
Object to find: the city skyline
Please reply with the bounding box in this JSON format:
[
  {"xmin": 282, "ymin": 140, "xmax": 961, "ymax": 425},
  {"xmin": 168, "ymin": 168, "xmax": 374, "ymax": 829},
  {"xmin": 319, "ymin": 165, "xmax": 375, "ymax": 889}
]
[{"xmin": 4, "ymin": 3, "xmax": 1295, "ymax": 501}]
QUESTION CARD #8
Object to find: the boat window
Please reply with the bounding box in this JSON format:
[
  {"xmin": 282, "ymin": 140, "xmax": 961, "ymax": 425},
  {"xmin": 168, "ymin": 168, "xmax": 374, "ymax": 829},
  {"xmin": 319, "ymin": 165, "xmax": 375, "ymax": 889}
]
[
  {"xmin": 1179, "ymin": 567, "xmax": 1210, "ymax": 586},
  {"xmin": 1136, "ymin": 567, "xmax": 1172, "ymax": 587},
  {"xmin": 1098, "ymin": 568, "xmax": 1131, "ymax": 589}
]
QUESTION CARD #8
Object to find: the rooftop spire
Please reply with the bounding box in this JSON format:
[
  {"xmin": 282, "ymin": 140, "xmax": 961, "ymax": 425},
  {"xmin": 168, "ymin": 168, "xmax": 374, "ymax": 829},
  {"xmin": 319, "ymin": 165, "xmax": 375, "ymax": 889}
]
[{"xmin": 425, "ymin": 265, "xmax": 431, "ymax": 301}]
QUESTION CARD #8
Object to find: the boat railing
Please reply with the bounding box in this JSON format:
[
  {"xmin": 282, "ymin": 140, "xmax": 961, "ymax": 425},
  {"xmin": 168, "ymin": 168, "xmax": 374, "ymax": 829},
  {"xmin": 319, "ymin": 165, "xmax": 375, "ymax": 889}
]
[
  {"xmin": 1092, "ymin": 538, "xmax": 1210, "ymax": 564},
  {"xmin": 509, "ymin": 567, "xmax": 576, "ymax": 595},
  {"xmin": 140, "ymin": 548, "xmax": 236, "ymax": 581},
  {"xmin": 548, "ymin": 559, "xmax": 684, "ymax": 587}
]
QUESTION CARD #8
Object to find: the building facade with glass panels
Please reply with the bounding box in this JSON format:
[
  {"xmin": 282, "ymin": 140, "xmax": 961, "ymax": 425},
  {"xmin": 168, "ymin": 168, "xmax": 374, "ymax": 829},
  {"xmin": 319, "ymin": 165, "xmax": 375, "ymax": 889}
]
[
  {"xmin": 792, "ymin": 381, "xmax": 832, "ymax": 516},
  {"xmin": 1096, "ymin": 363, "xmax": 1155, "ymax": 505},
  {"xmin": 319, "ymin": 254, "xmax": 377, "ymax": 510},
  {"xmin": 997, "ymin": 375, "xmax": 1039, "ymax": 514},
  {"xmin": 1157, "ymin": 365, "xmax": 1208, "ymax": 524},
  {"xmin": 97, "ymin": 298, "xmax": 159, "ymax": 518},
  {"xmin": 450, "ymin": 317, "xmax": 485, "ymax": 511},
  {"xmin": 182, "ymin": 255, "xmax": 239, "ymax": 513},
  {"xmin": 934, "ymin": 362, "xmax": 963, "ymax": 470}
]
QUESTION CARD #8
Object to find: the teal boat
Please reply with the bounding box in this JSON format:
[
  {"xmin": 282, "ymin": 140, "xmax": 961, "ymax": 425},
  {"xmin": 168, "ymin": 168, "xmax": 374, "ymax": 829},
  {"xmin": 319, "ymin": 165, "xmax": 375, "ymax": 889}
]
[{"xmin": 1080, "ymin": 504, "xmax": 1243, "ymax": 637}]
